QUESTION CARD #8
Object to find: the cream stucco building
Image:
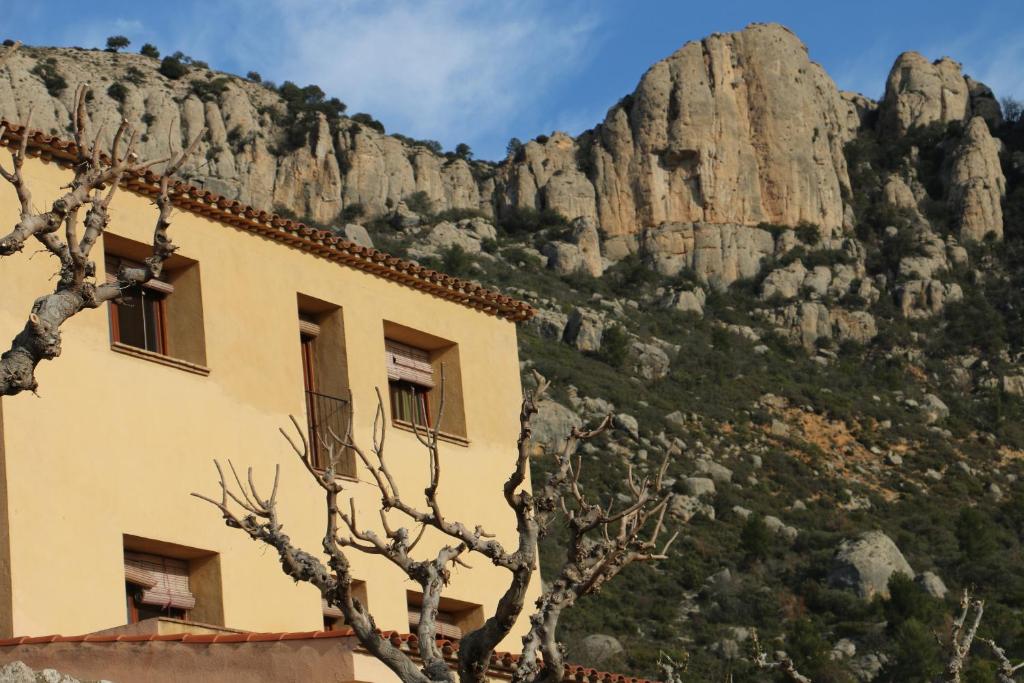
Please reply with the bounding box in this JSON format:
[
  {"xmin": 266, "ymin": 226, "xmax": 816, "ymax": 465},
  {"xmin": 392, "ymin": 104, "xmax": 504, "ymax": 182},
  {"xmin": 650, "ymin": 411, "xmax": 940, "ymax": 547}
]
[{"xmin": 0, "ymin": 124, "xmax": 548, "ymax": 682}]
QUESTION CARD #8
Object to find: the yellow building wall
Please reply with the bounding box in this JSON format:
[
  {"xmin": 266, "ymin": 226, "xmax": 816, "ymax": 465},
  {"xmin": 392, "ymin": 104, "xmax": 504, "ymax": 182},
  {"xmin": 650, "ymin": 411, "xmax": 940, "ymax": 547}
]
[{"xmin": 0, "ymin": 156, "xmax": 540, "ymax": 649}]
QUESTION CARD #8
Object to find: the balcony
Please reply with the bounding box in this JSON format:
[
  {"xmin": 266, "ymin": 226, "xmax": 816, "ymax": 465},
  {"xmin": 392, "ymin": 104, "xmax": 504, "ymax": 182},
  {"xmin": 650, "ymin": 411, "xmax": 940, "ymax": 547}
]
[{"xmin": 305, "ymin": 389, "xmax": 354, "ymax": 476}]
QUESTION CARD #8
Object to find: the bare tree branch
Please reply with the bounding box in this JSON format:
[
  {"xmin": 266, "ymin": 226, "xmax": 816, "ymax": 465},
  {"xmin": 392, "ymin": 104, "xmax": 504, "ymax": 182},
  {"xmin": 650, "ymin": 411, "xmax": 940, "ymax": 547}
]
[
  {"xmin": 751, "ymin": 629, "xmax": 813, "ymax": 683},
  {"xmin": 197, "ymin": 371, "xmax": 679, "ymax": 682},
  {"xmin": 941, "ymin": 589, "xmax": 984, "ymax": 683},
  {"xmin": 0, "ymin": 88, "xmax": 205, "ymax": 396},
  {"xmin": 982, "ymin": 638, "xmax": 1024, "ymax": 683}
]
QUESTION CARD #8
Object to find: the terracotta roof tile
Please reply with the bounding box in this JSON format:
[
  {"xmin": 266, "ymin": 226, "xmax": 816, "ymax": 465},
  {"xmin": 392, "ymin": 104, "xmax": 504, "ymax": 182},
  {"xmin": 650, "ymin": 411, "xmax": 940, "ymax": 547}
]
[{"xmin": 0, "ymin": 121, "xmax": 534, "ymax": 323}]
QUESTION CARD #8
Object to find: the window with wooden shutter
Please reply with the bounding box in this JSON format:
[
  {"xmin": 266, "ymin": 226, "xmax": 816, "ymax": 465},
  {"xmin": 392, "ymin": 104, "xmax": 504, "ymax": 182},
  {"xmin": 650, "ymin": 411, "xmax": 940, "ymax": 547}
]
[
  {"xmin": 106, "ymin": 257, "xmax": 172, "ymax": 355},
  {"xmin": 124, "ymin": 551, "xmax": 196, "ymax": 621},
  {"xmin": 386, "ymin": 339, "xmax": 433, "ymax": 427},
  {"xmin": 408, "ymin": 608, "xmax": 463, "ymax": 641}
]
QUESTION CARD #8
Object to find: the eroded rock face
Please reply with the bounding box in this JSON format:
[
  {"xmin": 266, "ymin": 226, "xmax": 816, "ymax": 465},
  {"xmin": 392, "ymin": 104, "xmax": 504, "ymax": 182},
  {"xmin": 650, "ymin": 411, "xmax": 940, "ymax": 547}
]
[
  {"xmin": 879, "ymin": 53, "xmax": 970, "ymax": 136},
  {"xmin": 829, "ymin": 530, "xmax": 914, "ymax": 599},
  {"xmin": 641, "ymin": 222, "xmax": 775, "ymax": 288},
  {"xmin": 948, "ymin": 117, "xmax": 1006, "ymax": 242},
  {"xmin": 498, "ymin": 23, "xmax": 853, "ymax": 239}
]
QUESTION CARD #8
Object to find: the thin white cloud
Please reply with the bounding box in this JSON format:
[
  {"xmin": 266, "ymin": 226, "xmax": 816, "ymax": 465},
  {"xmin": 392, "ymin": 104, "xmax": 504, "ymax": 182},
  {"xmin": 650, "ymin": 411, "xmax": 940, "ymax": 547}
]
[{"xmin": 235, "ymin": 0, "xmax": 601, "ymax": 156}]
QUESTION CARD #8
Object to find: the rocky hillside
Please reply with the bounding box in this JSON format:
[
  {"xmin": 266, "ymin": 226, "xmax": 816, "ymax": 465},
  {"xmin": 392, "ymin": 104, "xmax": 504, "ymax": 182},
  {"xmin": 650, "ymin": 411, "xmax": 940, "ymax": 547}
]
[{"xmin": 7, "ymin": 22, "xmax": 1024, "ymax": 683}]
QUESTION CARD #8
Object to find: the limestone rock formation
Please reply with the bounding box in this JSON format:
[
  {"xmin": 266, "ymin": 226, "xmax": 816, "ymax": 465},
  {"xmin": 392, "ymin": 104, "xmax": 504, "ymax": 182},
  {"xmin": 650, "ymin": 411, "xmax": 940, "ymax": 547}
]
[
  {"xmin": 829, "ymin": 531, "xmax": 914, "ymax": 599},
  {"xmin": 641, "ymin": 223, "xmax": 775, "ymax": 288},
  {"xmin": 499, "ymin": 23, "xmax": 854, "ymax": 240},
  {"xmin": 879, "ymin": 53, "xmax": 970, "ymax": 136},
  {"xmin": 947, "ymin": 117, "xmax": 1006, "ymax": 241}
]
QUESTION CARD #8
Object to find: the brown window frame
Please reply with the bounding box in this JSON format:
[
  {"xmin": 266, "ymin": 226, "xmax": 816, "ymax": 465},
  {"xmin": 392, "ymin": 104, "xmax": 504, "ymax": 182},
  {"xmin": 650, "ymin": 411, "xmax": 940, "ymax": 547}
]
[{"xmin": 388, "ymin": 379, "xmax": 432, "ymax": 428}]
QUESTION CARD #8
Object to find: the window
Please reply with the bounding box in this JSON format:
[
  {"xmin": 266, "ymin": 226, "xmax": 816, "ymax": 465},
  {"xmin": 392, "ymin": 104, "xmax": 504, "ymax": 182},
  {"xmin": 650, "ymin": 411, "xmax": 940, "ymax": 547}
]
[
  {"xmin": 107, "ymin": 257, "xmax": 171, "ymax": 355},
  {"xmin": 386, "ymin": 340, "xmax": 433, "ymax": 428},
  {"xmin": 383, "ymin": 322, "xmax": 468, "ymax": 443},
  {"xmin": 123, "ymin": 535, "xmax": 223, "ymax": 627},
  {"xmin": 104, "ymin": 234, "xmax": 208, "ymax": 371},
  {"xmin": 406, "ymin": 591, "xmax": 483, "ymax": 641},
  {"xmin": 124, "ymin": 551, "xmax": 195, "ymax": 623},
  {"xmin": 298, "ymin": 295, "xmax": 353, "ymax": 476}
]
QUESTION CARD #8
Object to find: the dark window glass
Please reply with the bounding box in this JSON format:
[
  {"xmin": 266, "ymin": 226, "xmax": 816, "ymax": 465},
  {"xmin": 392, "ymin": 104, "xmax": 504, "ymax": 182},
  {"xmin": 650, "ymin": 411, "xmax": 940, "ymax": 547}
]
[
  {"xmin": 110, "ymin": 285, "xmax": 166, "ymax": 354},
  {"xmin": 389, "ymin": 380, "xmax": 430, "ymax": 427}
]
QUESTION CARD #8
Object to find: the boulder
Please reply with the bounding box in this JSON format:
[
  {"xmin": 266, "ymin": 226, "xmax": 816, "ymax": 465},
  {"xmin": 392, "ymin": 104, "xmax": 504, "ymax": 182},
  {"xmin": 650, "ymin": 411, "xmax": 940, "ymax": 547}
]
[
  {"xmin": 562, "ymin": 308, "xmax": 604, "ymax": 352},
  {"xmin": 695, "ymin": 459, "xmax": 733, "ymax": 484},
  {"xmin": 575, "ymin": 634, "xmax": 624, "ymax": 665},
  {"xmin": 526, "ymin": 308, "xmax": 569, "ymax": 341},
  {"xmin": 669, "ymin": 495, "xmax": 716, "ymax": 522},
  {"xmin": 661, "ymin": 287, "xmax": 706, "ymax": 316},
  {"xmin": 682, "ymin": 477, "xmax": 716, "ymax": 498},
  {"xmin": 829, "ymin": 530, "xmax": 914, "ymax": 599},
  {"xmin": 339, "ymin": 223, "xmax": 374, "ymax": 249},
  {"xmin": 613, "ymin": 413, "xmax": 640, "ymax": 440},
  {"xmin": 628, "ymin": 341, "xmax": 671, "ymax": 381},
  {"xmin": 530, "ymin": 400, "xmax": 583, "ymax": 454},
  {"xmin": 920, "ymin": 393, "xmax": 949, "ymax": 424},
  {"xmin": 761, "ymin": 260, "xmax": 807, "ymax": 301},
  {"xmin": 898, "ymin": 280, "xmax": 963, "ymax": 318},
  {"xmin": 915, "ymin": 571, "xmax": 949, "ymax": 599}
]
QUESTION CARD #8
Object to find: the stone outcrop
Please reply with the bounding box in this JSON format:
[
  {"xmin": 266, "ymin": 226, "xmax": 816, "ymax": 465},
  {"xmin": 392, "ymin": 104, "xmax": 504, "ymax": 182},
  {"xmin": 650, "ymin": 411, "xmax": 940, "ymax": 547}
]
[
  {"xmin": 541, "ymin": 217, "xmax": 603, "ymax": 277},
  {"xmin": 829, "ymin": 530, "xmax": 914, "ymax": 599},
  {"xmin": 879, "ymin": 53, "xmax": 970, "ymax": 136},
  {"xmin": 498, "ymin": 23, "xmax": 854, "ymax": 239},
  {"xmin": 640, "ymin": 223, "xmax": 775, "ymax": 288},
  {"xmin": 947, "ymin": 117, "xmax": 1006, "ymax": 241},
  {"xmin": 878, "ymin": 52, "xmax": 1003, "ymax": 140}
]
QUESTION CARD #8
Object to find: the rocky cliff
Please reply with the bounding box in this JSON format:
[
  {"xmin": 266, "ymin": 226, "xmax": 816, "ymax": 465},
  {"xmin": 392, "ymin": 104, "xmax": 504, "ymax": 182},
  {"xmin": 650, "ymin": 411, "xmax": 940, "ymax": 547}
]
[{"xmin": 0, "ymin": 23, "xmax": 1007, "ymax": 280}]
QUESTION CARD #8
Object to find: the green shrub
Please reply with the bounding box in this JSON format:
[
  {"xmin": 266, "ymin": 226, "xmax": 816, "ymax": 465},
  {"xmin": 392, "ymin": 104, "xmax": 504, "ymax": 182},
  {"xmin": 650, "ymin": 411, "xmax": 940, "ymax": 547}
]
[
  {"xmin": 31, "ymin": 59, "xmax": 67, "ymax": 96},
  {"xmin": 139, "ymin": 43, "xmax": 159, "ymax": 59},
  {"xmin": 440, "ymin": 245, "xmax": 475, "ymax": 277},
  {"xmin": 595, "ymin": 325, "xmax": 630, "ymax": 368},
  {"xmin": 740, "ymin": 514, "xmax": 772, "ymax": 562},
  {"xmin": 498, "ymin": 206, "xmax": 568, "ymax": 236},
  {"xmin": 105, "ymin": 35, "xmax": 130, "ymax": 52},
  {"xmin": 795, "ymin": 221, "xmax": 822, "ymax": 245},
  {"xmin": 246, "ymin": 71, "xmax": 261, "ymax": 82},
  {"xmin": 350, "ymin": 112, "xmax": 385, "ymax": 133},
  {"xmin": 190, "ymin": 77, "xmax": 230, "ymax": 101},
  {"xmin": 434, "ymin": 208, "xmax": 486, "ymax": 222},
  {"xmin": 341, "ymin": 204, "xmax": 364, "ymax": 221},
  {"xmin": 275, "ymin": 81, "xmax": 347, "ymax": 149},
  {"xmin": 454, "ymin": 143, "xmax": 472, "ymax": 160},
  {"xmin": 106, "ymin": 82, "xmax": 128, "ymax": 103},
  {"xmin": 404, "ymin": 191, "xmax": 433, "ymax": 216},
  {"xmin": 159, "ymin": 55, "xmax": 188, "ymax": 80},
  {"xmin": 124, "ymin": 66, "xmax": 146, "ymax": 86}
]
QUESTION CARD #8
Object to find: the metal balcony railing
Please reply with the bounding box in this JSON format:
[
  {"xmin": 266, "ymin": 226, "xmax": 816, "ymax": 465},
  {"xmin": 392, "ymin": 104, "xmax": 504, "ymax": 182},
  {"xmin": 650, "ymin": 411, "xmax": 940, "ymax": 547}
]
[{"xmin": 305, "ymin": 389, "xmax": 353, "ymax": 476}]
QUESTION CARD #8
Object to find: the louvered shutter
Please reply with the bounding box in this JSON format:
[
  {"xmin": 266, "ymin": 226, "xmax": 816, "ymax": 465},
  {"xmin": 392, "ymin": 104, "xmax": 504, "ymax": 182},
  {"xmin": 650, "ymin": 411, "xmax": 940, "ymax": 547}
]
[
  {"xmin": 124, "ymin": 552, "xmax": 196, "ymax": 610},
  {"xmin": 385, "ymin": 340, "xmax": 434, "ymax": 388},
  {"xmin": 408, "ymin": 609, "xmax": 462, "ymax": 640}
]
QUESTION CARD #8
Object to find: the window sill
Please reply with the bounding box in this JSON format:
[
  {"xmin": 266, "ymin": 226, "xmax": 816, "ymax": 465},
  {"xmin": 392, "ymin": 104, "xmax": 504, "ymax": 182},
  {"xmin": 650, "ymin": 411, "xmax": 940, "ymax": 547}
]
[
  {"xmin": 313, "ymin": 466, "xmax": 360, "ymax": 483},
  {"xmin": 111, "ymin": 342, "xmax": 211, "ymax": 377},
  {"xmin": 392, "ymin": 419, "xmax": 469, "ymax": 447}
]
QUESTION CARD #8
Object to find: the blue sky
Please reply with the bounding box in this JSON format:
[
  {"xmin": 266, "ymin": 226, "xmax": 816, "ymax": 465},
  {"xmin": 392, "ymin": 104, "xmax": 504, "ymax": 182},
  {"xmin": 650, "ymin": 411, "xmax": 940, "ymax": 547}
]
[{"xmin": 6, "ymin": 0, "xmax": 1024, "ymax": 160}]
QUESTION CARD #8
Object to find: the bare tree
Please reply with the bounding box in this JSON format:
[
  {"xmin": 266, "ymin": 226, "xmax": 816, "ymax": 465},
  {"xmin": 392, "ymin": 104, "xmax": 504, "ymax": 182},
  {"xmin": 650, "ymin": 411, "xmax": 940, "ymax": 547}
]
[
  {"xmin": 944, "ymin": 590, "xmax": 984, "ymax": 683},
  {"xmin": 750, "ymin": 629, "xmax": 812, "ymax": 683},
  {"xmin": 195, "ymin": 371, "xmax": 678, "ymax": 683},
  {"xmin": 0, "ymin": 82, "xmax": 204, "ymax": 396}
]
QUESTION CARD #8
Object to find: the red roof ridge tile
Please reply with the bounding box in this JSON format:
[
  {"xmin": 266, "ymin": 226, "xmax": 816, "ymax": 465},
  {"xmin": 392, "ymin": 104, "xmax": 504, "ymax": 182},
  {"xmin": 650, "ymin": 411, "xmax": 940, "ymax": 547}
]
[{"xmin": 0, "ymin": 121, "xmax": 535, "ymax": 323}]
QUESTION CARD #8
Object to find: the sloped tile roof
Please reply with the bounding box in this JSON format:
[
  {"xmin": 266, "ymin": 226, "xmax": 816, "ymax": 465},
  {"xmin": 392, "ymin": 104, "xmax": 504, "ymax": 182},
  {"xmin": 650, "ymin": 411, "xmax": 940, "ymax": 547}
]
[{"xmin": 0, "ymin": 121, "xmax": 534, "ymax": 322}]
